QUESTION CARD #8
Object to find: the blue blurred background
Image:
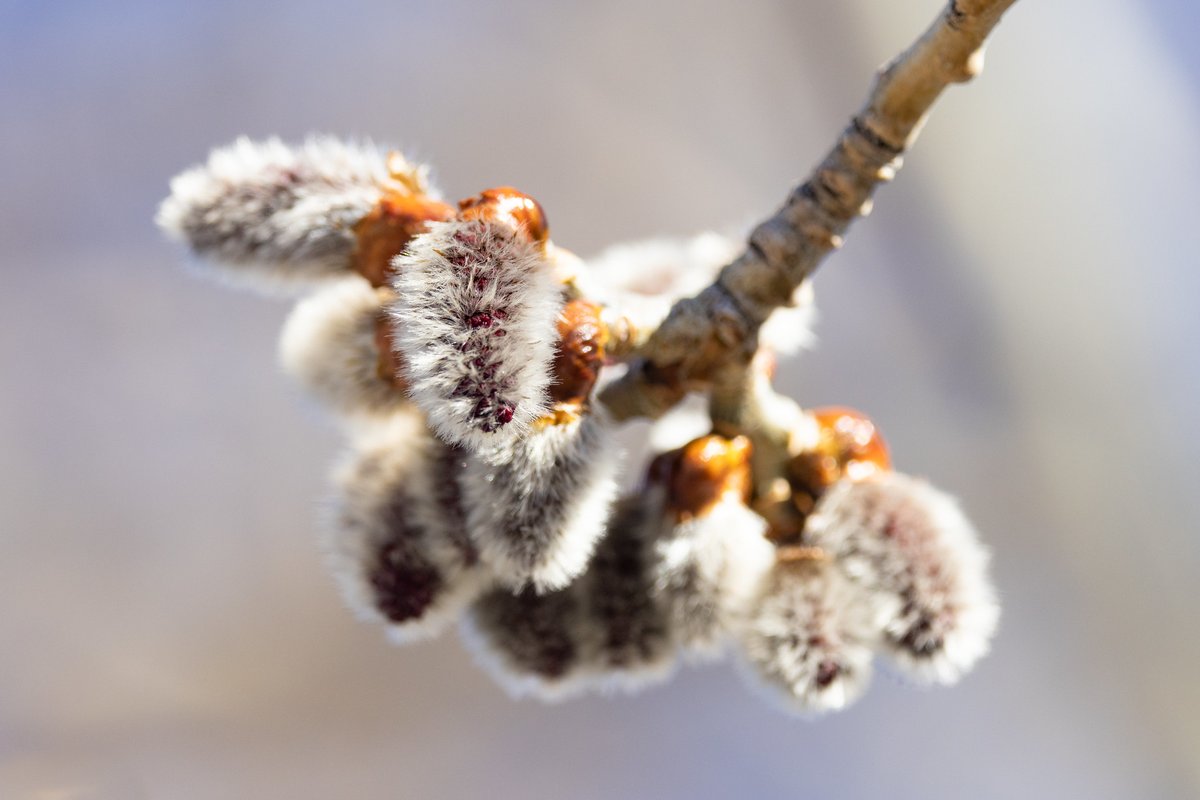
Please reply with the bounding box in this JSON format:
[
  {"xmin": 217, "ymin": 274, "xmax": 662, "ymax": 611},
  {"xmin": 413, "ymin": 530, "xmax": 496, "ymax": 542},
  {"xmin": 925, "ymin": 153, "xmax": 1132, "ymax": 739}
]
[{"xmin": 2, "ymin": 0, "xmax": 1198, "ymax": 797}]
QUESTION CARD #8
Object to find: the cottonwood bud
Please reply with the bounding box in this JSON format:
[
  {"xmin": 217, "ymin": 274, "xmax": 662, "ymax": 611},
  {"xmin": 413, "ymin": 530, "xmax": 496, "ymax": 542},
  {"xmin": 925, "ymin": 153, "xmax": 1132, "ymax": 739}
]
[
  {"xmin": 574, "ymin": 494, "xmax": 678, "ymax": 689},
  {"xmin": 806, "ymin": 472, "xmax": 999, "ymax": 685},
  {"xmin": 391, "ymin": 212, "xmax": 562, "ymax": 452},
  {"xmin": 461, "ymin": 493, "xmax": 677, "ymax": 699},
  {"xmin": 278, "ymin": 278, "xmax": 409, "ymax": 422},
  {"xmin": 653, "ymin": 435, "xmax": 776, "ymax": 658},
  {"xmin": 458, "ymin": 298, "xmax": 619, "ymax": 592},
  {"xmin": 457, "ymin": 187, "xmax": 550, "ymax": 245},
  {"xmin": 785, "ymin": 406, "xmax": 892, "ymax": 527},
  {"xmin": 323, "ymin": 414, "xmax": 487, "ymax": 642},
  {"xmin": 460, "ymin": 583, "xmax": 590, "ymax": 700},
  {"xmin": 737, "ymin": 555, "xmax": 879, "ymax": 714},
  {"xmin": 159, "ymin": 137, "xmax": 444, "ymax": 291},
  {"xmin": 461, "ymin": 409, "xmax": 619, "ymax": 593}
]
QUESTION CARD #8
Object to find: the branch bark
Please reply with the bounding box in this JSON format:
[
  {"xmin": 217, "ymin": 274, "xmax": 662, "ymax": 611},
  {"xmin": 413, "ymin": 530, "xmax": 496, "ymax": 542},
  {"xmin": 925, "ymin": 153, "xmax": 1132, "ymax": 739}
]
[{"xmin": 599, "ymin": 0, "xmax": 1020, "ymax": 421}]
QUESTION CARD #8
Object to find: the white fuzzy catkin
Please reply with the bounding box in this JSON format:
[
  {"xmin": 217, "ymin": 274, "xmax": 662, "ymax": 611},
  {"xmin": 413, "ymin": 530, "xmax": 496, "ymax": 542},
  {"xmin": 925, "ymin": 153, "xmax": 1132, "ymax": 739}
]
[
  {"xmin": 575, "ymin": 494, "xmax": 678, "ymax": 690},
  {"xmin": 737, "ymin": 558, "xmax": 879, "ymax": 715},
  {"xmin": 577, "ymin": 233, "xmax": 816, "ymax": 356},
  {"xmin": 806, "ymin": 473, "xmax": 1000, "ymax": 685},
  {"xmin": 654, "ymin": 496, "xmax": 777, "ymax": 659},
  {"xmin": 461, "ymin": 410, "xmax": 620, "ymax": 593},
  {"xmin": 459, "ymin": 584, "xmax": 592, "ymax": 701},
  {"xmin": 279, "ymin": 278, "xmax": 407, "ymax": 421},
  {"xmin": 159, "ymin": 137, "xmax": 419, "ymax": 291},
  {"xmin": 391, "ymin": 219, "xmax": 562, "ymax": 452},
  {"xmin": 323, "ymin": 413, "xmax": 487, "ymax": 643},
  {"xmin": 460, "ymin": 493, "xmax": 677, "ymax": 700}
]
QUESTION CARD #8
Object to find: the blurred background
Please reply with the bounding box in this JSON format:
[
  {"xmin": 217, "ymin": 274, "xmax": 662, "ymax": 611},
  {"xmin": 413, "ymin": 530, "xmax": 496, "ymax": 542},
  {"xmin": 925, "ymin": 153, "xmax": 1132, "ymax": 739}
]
[{"xmin": 2, "ymin": 0, "xmax": 1198, "ymax": 797}]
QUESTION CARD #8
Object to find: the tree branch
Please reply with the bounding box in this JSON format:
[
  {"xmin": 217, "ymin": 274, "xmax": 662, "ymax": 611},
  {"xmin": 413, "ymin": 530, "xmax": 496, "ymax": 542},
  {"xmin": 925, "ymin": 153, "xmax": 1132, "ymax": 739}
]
[{"xmin": 599, "ymin": 0, "xmax": 1019, "ymax": 421}]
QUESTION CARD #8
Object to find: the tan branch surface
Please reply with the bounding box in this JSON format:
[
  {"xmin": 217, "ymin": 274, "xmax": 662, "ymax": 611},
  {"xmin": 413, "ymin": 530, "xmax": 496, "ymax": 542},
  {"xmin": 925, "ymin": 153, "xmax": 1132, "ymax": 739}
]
[{"xmin": 600, "ymin": 0, "xmax": 1020, "ymax": 421}]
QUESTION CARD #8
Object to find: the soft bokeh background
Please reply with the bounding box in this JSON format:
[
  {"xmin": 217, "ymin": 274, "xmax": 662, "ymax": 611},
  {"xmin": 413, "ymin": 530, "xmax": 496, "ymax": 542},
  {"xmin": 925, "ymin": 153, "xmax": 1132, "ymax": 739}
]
[{"xmin": 2, "ymin": 0, "xmax": 1198, "ymax": 797}]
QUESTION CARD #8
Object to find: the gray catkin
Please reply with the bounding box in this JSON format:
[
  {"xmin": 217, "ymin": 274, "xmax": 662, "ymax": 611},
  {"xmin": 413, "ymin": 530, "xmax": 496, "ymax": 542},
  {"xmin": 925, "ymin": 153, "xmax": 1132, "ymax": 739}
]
[
  {"xmin": 806, "ymin": 473, "xmax": 999, "ymax": 685},
  {"xmin": 278, "ymin": 278, "xmax": 408, "ymax": 422},
  {"xmin": 323, "ymin": 414, "xmax": 488, "ymax": 643},
  {"xmin": 461, "ymin": 492, "xmax": 675, "ymax": 699},
  {"xmin": 576, "ymin": 495, "xmax": 677, "ymax": 688},
  {"xmin": 653, "ymin": 497, "xmax": 777, "ymax": 659},
  {"xmin": 460, "ymin": 583, "xmax": 590, "ymax": 700},
  {"xmin": 391, "ymin": 218, "xmax": 562, "ymax": 453},
  {"xmin": 461, "ymin": 410, "xmax": 620, "ymax": 593},
  {"xmin": 159, "ymin": 137, "xmax": 419, "ymax": 290},
  {"xmin": 736, "ymin": 558, "xmax": 879, "ymax": 714}
]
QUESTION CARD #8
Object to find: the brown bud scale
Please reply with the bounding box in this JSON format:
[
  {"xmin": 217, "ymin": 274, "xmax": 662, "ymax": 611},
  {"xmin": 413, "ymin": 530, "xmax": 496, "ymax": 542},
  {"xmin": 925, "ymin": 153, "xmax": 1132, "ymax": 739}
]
[
  {"xmin": 653, "ymin": 435, "xmax": 754, "ymax": 521},
  {"xmin": 458, "ymin": 187, "xmax": 549, "ymax": 245},
  {"xmin": 352, "ymin": 189, "xmax": 456, "ymax": 287}
]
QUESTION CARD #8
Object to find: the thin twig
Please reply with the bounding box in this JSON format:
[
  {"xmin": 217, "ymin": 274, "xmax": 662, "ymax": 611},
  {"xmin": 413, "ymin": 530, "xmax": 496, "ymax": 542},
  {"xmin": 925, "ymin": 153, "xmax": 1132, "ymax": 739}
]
[{"xmin": 600, "ymin": 0, "xmax": 1019, "ymax": 421}]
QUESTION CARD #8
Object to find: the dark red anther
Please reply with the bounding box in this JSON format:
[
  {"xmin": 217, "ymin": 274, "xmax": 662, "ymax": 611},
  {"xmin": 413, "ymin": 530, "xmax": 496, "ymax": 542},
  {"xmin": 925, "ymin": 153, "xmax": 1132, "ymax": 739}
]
[{"xmin": 815, "ymin": 661, "xmax": 841, "ymax": 688}]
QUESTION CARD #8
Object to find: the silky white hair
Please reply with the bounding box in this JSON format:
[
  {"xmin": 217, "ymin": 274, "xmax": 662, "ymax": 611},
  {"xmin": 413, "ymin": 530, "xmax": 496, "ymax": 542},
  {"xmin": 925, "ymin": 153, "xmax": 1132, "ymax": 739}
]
[
  {"xmin": 461, "ymin": 410, "xmax": 621, "ymax": 593},
  {"xmin": 654, "ymin": 495, "xmax": 777, "ymax": 660},
  {"xmin": 322, "ymin": 412, "xmax": 489, "ymax": 643},
  {"xmin": 460, "ymin": 492, "xmax": 679, "ymax": 701},
  {"xmin": 736, "ymin": 558, "xmax": 880, "ymax": 715},
  {"xmin": 391, "ymin": 218, "xmax": 562, "ymax": 452},
  {"xmin": 159, "ymin": 137, "xmax": 426, "ymax": 292},
  {"xmin": 279, "ymin": 277, "xmax": 408, "ymax": 422},
  {"xmin": 806, "ymin": 473, "xmax": 1000, "ymax": 685}
]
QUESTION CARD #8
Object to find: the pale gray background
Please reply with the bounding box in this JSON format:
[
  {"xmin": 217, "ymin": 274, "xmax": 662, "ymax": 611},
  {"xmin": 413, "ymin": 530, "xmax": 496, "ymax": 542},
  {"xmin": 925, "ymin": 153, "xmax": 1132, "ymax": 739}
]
[{"xmin": 2, "ymin": 0, "xmax": 1198, "ymax": 797}]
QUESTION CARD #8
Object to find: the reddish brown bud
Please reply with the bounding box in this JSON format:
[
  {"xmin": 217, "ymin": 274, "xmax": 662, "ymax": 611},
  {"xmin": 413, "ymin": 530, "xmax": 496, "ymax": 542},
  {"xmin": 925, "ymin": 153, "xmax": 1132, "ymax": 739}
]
[
  {"xmin": 458, "ymin": 187, "xmax": 549, "ymax": 245},
  {"xmin": 547, "ymin": 300, "xmax": 608, "ymax": 408},
  {"xmin": 352, "ymin": 190, "xmax": 456, "ymax": 287},
  {"xmin": 788, "ymin": 407, "xmax": 891, "ymax": 498},
  {"xmin": 812, "ymin": 406, "xmax": 891, "ymax": 480},
  {"xmin": 653, "ymin": 435, "xmax": 754, "ymax": 521}
]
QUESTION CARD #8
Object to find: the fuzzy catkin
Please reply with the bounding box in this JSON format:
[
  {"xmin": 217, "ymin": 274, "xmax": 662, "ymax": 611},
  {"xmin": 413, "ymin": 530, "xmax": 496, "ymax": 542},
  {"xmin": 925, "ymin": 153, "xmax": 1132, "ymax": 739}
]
[
  {"xmin": 654, "ymin": 497, "xmax": 777, "ymax": 659},
  {"xmin": 575, "ymin": 493, "xmax": 678, "ymax": 688},
  {"xmin": 159, "ymin": 137, "xmax": 420, "ymax": 290},
  {"xmin": 391, "ymin": 218, "xmax": 562, "ymax": 452},
  {"xmin": 461, "ymin": 409, "xmax": 620, "ymax": 593},
  {"xmin": 460, "ymin": 583, "xmax": 591, "ymax": 700},
  {"xmin": 806, "ymin": 473, "xmax": 1000, "ymax": 685},
  {"xmin": 278, "ymin": 278, "xmax": 407, "ymax": 421},
  {"xmin": 461, "ymin": 492, "xmax": 677, "ymax": 700},
  {"xmin": 323, "ymin": 414, "xmax": 487, "ymax": 643},
  {"xmin": 737, "ymin": 558, "xmax": 879, "ymax": 714}
]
